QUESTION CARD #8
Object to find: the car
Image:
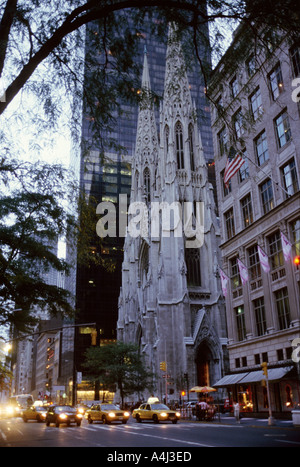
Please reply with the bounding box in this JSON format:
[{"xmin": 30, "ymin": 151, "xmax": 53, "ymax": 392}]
[
  {"xmin": 45, "ymin": 405, "xmax": 83, "ymax": 427},
  {"xmin": 2, "ymin": 402, "xmax": 21, "ymax": 418},
  {"xmin": 132, "ymin": 402, "xmax": 181, "ymax": 424},
  {"xmin": 22, "ymin": 405, "xmax": 47, "ymax": 423},
  {"xmin": 86, "ymin": 403, "xmax": 130, "ymax": 425}
]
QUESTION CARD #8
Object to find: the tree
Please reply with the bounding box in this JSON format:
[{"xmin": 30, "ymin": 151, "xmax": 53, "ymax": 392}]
[
  {"xmin": 1, "ymin": 0, "xmax": 300, "ymax": 156},
  {"xmin": 0, "ymin": 157, "xmax": 77, "ymax": 335},
  {"xmin": 83, "ymin": 341, "xmax": 154, "ymax": 407}
]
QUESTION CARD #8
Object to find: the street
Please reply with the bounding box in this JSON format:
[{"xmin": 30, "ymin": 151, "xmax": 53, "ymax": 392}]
[{"xmin": 0, "ymin": 415, "xmax": 299, "ymax": 450}]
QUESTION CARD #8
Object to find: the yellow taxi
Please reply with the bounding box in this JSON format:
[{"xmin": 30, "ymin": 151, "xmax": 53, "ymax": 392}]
[
  {"xmin": 132, "ymin": 402, "xmax": 180, "ymax": 424},
  {"xmin": 22, "ymin": 405, "xmax": 48, "ymax": 422},
  {"xmin": 86, "ymin": 403, "xmax": 130, "ymax": 425}
]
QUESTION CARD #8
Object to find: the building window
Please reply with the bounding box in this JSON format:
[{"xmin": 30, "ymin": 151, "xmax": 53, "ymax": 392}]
[
  {"xmin": 275, "ymin": 288, "xmax": 291, "ymax": 330},
  {"xmin": 188, "ymin": 124, "xmax": 195, "ymax": 171},
  {"xmin": 268, "ymin": 231, "xmax": 284, "ymax": 270},
  {"xmin": 240, "ymin": 193, "xmax": 253, "ymax": 228},
  {"xmin": 246, "ymin": 54, "xmax": 257, "ymax": 77},
  {"xmin": 291, "ymin": 218, "xmax": 300, "ymax": 255},
  {"xmin": 269, "ymin": 63, "xmax": 284, "ymax": 100},
  {"xmin": 175, "ymin": 121, "xmax": 184, "ymax": 169},
  {"xmin": 230, "ymin": 75, "xmax": 239, "ymax": 98},
  {"xmin": 221, "ymin": 169, "xmax": 231, "ymax": 196},
  {"xmin": 250, "ymin": 87, "xmax": 263, "ymax": 121},
  {"xmin": 185, "ymin": 248, "xmax": 201, "ymax": 286},
  {"xmin": 143, "ymin": 167, "xmax": 151, "ymax": 204},
  {"xmin": 255, "ymin": 130, "xmax": 269, "ymax": 166},
  {"xmin": 214, "ymin": 95, "xmax": 223, "ymax": 118},
  {"xmin": 290, "ymin": 44, "xmax": 300, "ymax": 77},
  {"xmin": 224, "ymin": 208, "xmax": 235, "ymax": 239},
  {"xmin": 218, "ymin": 126, "xmax": 228, "ymax": 157},
  {"xmin": 239, "ymin": 151, "xmax": 249, "ymax": 182},
  {"xmin": 281, "ymin": 159, "xmax": 299, "ymax": 197},
  {"xmin": 248, "ymin": 245, "xmax": 261, "ymax": 281},
  {"xmin": 233, "ymin": 108, "xmax": 245, "ymax": 139},
  {"xmin": 235, "ymin": 305, "xmax": 246, "ymax": 341},
  {"xmin": 274, "ymin": 110, "xmax": 291, "ymax": 148},
  {"xmin": 231, "ymin": 257, "xmax": 241, "ymax": 289},
  {"xmin": 164, "ymin": 125, "xmax": 169, "ymax": 157},
  {"xmin": 260, "ymin": 178, "xmax": 274, "ymax": 214},
  {"xmin": 253, "ymin": 297, "xmax": 267, "ymax": 336}
]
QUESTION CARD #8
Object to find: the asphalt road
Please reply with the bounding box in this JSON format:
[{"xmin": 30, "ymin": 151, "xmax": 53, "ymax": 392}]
[{"xmin": 0, "ymin": 416, "xmax": 299, "ymax": 450}]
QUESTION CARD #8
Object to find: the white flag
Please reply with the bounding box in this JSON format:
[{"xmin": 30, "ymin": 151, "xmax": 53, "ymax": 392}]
[
  {"xmin": 219, "ymin": 267, "xmax": 229, "ymax": 297},
  {"xmin": 280, "ymin": 231, "xmax": 292, "ymax": 262},
  {"xmin": 237, "ymin": 258, "xmax": 249, "ymax": 285},
  {"xmin": 257, "ymin": 245, "xmax": 270, "ymax": 273}
]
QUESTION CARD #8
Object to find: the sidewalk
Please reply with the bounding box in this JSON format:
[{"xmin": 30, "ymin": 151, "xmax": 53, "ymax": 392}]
[{"xmin": 197, "ymin": 412, "xmax": 297, "ymax": 428}]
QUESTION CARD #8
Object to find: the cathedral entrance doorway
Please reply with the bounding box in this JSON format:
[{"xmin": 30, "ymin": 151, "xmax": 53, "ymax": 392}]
[{"xmin": 196, "ymin": 342, "xmax": 213, "ymax": 387}]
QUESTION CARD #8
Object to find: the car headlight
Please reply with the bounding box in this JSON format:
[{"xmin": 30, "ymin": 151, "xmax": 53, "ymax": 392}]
[
  {"xmin": 175, "ymin": 412, "xmax": 181, "ymax": 417},
  {"xmin": 124, "ymin": 412, "xmax": 130, "ymax": 417},
  {"xmin": 76, "ymin": 413, "xmax": 83, "ymax": 418},
  {"xmin": 160, "ymin": 412, "xmax": 167, "ymax": 417},
  {"xmin": 41, "ymin": 413, "xmax": 47, "ymax": 418},
  {"xmin": 6, "ymin": 406, "xmax": 14, "ymax": 415},
  {"xmin": 108, "ymin": 412, "xmax": 116, "ymax": 418},
  {"xmin": 59, "ymin": 413, "xmax": 67, "ymax": 420}
]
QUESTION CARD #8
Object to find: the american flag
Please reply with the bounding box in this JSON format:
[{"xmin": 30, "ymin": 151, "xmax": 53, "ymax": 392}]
[{"xmin": 224, "ymin": 148, "xmax": 245, "ymax": 187}]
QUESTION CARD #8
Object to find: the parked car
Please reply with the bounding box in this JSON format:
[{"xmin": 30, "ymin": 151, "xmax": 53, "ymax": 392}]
[
  {"xmin": 86, "ymin": 403, "xmax": 130, "ymax": 424},
  {"xmin": 132, "ymin": 402, "xmax": 181, "ymax": 424},
  {"xmin": 45, "ymin": 405, "xmax": 83, "ymax": 427},
  {"xmin": 22, "ymin": 405, "xmax": 47, "ymax": 422}
]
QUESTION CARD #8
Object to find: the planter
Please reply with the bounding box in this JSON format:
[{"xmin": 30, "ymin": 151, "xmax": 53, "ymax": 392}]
[{"xmin": 292, "ymin": 410, "xmax": 300, "ymax": 426}]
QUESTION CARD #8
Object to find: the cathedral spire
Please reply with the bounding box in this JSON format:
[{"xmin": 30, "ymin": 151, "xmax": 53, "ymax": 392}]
[
  {"xmin": 132, "ymin": 46, "xmax": 159, "ymax": 203},
  {"xmin": 141, "ymin": 45, "xmax": 151, "ymax": 91}
]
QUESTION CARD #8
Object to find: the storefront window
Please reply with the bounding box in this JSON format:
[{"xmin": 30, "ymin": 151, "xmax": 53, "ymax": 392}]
[
  {"xmin": 237, "ymin": 385, "xmax": 253, "ymax": 412},
  {"xmin": 285, "ymin": 385, "xmax": 293, "ymax": 409}
]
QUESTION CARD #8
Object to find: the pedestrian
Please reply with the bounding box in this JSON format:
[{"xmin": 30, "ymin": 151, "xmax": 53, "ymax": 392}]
[{"xmin": 233, "ymin": 401, "xmax": 240, "ymax": 423}]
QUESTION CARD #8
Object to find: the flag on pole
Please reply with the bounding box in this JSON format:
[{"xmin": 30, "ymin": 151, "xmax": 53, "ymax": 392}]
[
  {"xmin": 219, "ymin": 267, "xmax": 229, "ymax": 297},
  {"xmin": 224, "ymin": 147, "xmax": 245, "ymax": 187},
  {"xmin": 280, "ymin": 231, "xmax": 292, "ymax": 262},
  {"xmin": 237, "ymin": 258, "xmax": 249, "ymax": 285},
  {"xmin": 257, "ymin": 245, "xmax": 270, "ymax": 273}
]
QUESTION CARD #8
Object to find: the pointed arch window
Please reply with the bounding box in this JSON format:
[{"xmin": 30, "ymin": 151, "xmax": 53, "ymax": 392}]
[
  {"xmin": 164, "ymin": 125, "xmax": 169, "ymax": 157},
  {"xmin": 185, "ymin": 248, "xmax": 201, "ymax": 286},
  {"xmin": 143, "ymin": 167, "xmax": 151, "ymax": 204},
  {"xmin": 140, "ymin": 242, "xmax": 149, "ymax": 285},
  {"xmin": 188, "ymin": 123, "xmax": 195, "ymax": 171},
  {"xmin": 175, "ymin": 121, "xmax": 184, "ymax": 169}
]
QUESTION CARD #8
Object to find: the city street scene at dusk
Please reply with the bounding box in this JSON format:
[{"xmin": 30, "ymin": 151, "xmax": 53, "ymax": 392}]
[{"xmin": 0, "ymin": 0, "xmax": 300, "ymax": 453}]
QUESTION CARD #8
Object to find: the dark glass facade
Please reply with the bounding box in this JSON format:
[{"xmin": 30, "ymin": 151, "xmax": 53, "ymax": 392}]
[{"xmin": 73, "ymin": 13, "xmax": 214, "ymax": 390}]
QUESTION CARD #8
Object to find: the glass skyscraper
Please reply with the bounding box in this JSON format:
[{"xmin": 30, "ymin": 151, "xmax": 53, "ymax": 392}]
[{"xmin": 71, "ymin": 13, "xmax": 214, "ymax": 400}]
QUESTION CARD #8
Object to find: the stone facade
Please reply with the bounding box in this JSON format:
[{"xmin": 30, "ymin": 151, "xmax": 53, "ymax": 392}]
[
  {"xmin": 209, "ymin": 25, "xmax": 300, "ymax": 414},
  {"xmin": 118, "ymin": 27, "xmax": 227, "ymax": 402}
]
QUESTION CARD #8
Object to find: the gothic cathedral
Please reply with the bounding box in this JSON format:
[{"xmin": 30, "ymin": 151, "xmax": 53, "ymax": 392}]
[{"xmin": 118, "ymin": 27, "xmax": 228, "ymax": 401}]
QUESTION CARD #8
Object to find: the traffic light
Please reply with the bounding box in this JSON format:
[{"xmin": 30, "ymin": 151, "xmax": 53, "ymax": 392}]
[
  {"xmin": 294, "ymin": 256, "xmax": 300, "ymax": 269},
  {"xmin": 181, "ymin": 391, "xmax": 186, "ymax": 397},
  {"xmin": 261, "ymin": 361, "xmax": 268, "ymax": 377},
  {"xmin": 160, "ymin": 361, "xmax": 166, "ymax": 371}
]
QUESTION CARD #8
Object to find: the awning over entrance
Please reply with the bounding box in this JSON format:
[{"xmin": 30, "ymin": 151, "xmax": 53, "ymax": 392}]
[
  {"xmin": 213, "ymin": 366, "xmax": 294, "ymax": 387},
  {"xmin": 213, "ymin": 373, "xmax": 248, "ymax": 387}
]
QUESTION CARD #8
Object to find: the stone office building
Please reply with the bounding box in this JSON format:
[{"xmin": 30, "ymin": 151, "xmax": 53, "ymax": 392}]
[{"xmin": 209, "ymin": 24, "xmax": 300, "ymax": 416}]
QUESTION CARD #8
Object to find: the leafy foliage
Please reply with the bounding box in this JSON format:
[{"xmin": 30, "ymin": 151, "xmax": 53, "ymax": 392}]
[
  {"xmin": 83, "ymin": 341, "xmax": 155, "ymax": 406},
  {"xmin": 0, "ymin": 157, "xmax": 77, "ymax": 334}
]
